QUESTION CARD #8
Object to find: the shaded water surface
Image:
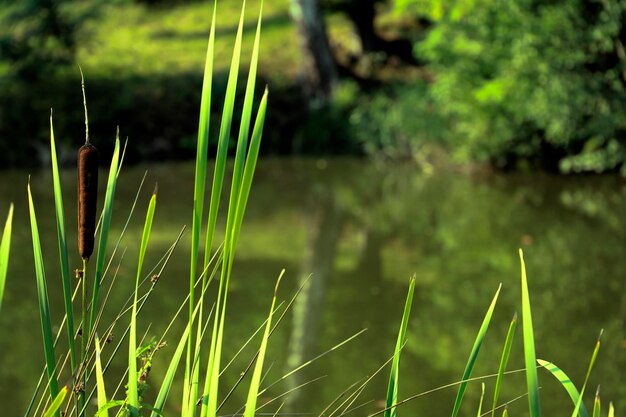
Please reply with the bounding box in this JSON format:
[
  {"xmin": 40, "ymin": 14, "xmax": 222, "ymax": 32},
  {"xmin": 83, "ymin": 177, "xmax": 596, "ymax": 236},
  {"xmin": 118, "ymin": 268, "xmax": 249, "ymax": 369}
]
[{"xmin": 0, "ymin": 159, "xmax": 624, "ymax": 416}]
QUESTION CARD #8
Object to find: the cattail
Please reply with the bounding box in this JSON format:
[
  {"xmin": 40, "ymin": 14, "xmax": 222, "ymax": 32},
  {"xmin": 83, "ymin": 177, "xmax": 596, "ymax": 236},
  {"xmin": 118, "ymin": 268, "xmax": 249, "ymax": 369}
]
[{"xmin": 78, "ymin": 143, "xmax": 98, "ymax": 259}]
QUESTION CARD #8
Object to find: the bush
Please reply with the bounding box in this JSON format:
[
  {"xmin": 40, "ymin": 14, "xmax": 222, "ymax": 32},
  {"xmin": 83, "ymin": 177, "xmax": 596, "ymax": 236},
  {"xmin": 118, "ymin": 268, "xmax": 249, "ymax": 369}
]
[{"xmin": 397, "ymin": 0, "xmax": 626, "ymax": 174}]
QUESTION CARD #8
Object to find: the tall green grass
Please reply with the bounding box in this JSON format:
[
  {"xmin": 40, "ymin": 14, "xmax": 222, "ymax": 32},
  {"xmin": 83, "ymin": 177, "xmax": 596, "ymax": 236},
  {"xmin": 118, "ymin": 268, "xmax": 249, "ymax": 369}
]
[{"xmin": 0, "ymin": 203, "xmax": 13, "ymax": 315}]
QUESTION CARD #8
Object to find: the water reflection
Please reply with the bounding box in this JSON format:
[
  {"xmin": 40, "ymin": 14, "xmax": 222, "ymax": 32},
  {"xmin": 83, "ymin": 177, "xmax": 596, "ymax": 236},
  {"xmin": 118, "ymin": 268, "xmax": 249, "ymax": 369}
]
[{"xmin": 0, "ymin": 159, "xmax": 624, "ymax": 416}]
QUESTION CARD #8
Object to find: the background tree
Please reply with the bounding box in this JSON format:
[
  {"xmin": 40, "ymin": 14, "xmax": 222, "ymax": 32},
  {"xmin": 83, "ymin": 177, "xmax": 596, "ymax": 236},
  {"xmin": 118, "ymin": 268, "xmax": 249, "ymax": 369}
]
[
  {"xmin": 0, "ymin": 0, "xmax": 88, "ymax": 80},
  {"xmin": 290, "ymin": 0, "xmax": 339, "ymax": 101},
  {"xmin": 323, "ymin": 0, "xmax": 418, "ymax": 64}
]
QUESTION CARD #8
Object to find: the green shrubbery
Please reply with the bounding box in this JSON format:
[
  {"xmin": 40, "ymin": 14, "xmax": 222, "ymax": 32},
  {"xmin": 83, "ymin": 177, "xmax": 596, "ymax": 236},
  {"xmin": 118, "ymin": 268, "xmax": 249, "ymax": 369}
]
[{"xmin": 393, "ymin": 0, "xmax": 626, "ymax": 173}]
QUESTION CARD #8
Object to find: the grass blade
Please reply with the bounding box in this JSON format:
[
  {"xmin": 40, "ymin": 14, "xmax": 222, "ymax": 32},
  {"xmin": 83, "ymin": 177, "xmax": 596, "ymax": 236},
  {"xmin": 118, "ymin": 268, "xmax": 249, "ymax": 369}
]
[
  {"xmin": 28, "ymin": 181, "xmax": 60, "ymax": 410},
  {"xmin": 229, "ymin": 87, "xmax": 268, "ymax": 255},
  {"xmin": 50, "ymin": 112, "xmax": 77, "ymax": 373},
  {"xmin": 243, "ymin": 270, "xmax": 284, "ymax": 417},
  {"xmin": 129, "ymin": 189, "xmax": 158, "ymax": 416},
  {"xmin": 184, "ymin": 3, "xmax": 217, "ymax": 415},
  {"xmin": 570, "ymin": 332, "xmax": 602, "ymax": 417},
  {"xmin": 608, "ymin": 402, "xmax": 614, "ymax": 417},
  {"xmin": 203, "ymin": 0, "xmax": 247, "ymax": 265},
  {"xmin": 223, "ymin": 0, "xmax": 263, "ymax": 259},
  {"xmin": 491, "ymin": 313, "xmax": 518, "ymax": 417},
  {"xmin": 477, "ymin": 383, "xmax": 485, "ymax": 417},
  {"xmin": 519, "ymin": 249, "xmax": 541, "ymax": 417},
  {"xmin": 0, "ymin": 203, "xmax": 13, "ymax": 314},
  {"xmin": 90, "ymin": 136, "xmax": 121, "ymax": 334},
  {"xmin": 151, "ymin": 311, "xmax": 195, "ymax": 417},
  {"xmin": 451, "ymin": 284, "xmax": 502, "ymax": 417},
  {"xmin": 592, "ymin": 386, "xmax": 600, "ymax": 417},
  {"xmin": 536, "ymin": 359, "xmax": 588, "ymax": 417},
  {"xmin": 43, "ymin": 386, "xmax": 68, "ymax": 417},
  {"xmin": 200, "ymin": 3, "xmax": 250, "ymax": 416},
  {"xmin": 95, "ymin": 336, "xmax": 109, "ymax": 417},
  {"xmin": 384, "ymin": 277, "xmax": 415, "ymax": 417}
]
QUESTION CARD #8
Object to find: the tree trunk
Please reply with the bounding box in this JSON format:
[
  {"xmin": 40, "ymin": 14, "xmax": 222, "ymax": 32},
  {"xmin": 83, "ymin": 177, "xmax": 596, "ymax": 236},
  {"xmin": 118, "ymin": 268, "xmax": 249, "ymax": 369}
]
[
  {"xmin": 343, "ymin": 0, "xmax": 380, "ymax": 53},
  {"xmin": 290, "ymin": 0, "xmax": 339, "ymax": 102}
]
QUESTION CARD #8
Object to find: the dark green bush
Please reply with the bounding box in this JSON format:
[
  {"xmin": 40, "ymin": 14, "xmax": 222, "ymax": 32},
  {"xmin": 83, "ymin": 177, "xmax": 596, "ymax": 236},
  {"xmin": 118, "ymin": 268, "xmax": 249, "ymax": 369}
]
[{"xmin": 397, "ymin": 0, "xmax": 626, "ymax": 173}]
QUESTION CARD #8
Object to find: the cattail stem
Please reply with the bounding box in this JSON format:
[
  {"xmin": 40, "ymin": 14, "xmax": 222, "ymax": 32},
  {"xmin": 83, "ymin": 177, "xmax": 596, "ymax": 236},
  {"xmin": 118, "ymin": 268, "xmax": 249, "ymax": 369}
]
[{"xmin": 79, "ymin": 258, "xmax": 87, "ymax": 417}]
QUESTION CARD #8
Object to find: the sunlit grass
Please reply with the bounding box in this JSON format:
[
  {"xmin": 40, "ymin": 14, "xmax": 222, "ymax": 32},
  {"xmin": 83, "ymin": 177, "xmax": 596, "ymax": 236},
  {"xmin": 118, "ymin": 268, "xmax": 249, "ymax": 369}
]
[{"xmin": 78, "ymin": 0, "xmax": 299, "ymax": 81}]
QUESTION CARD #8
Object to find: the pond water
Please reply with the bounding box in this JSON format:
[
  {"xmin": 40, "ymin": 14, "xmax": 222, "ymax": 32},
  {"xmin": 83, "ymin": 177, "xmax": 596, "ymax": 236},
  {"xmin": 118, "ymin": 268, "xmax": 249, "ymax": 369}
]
[{"xmin": 0, "ymin": 158, "xmax": 624, "ymax": 417}]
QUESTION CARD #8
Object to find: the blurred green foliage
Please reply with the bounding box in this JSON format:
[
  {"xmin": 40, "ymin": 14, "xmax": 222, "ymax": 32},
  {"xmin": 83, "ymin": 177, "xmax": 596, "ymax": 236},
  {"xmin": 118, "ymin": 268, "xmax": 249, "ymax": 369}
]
[
  {"xmin": 1, "ymin": 0, "xmax": 626, "ymax": 173},
  {"xmin": 393, "ymin": 0, "xmax": 626, "ymax": 173}
]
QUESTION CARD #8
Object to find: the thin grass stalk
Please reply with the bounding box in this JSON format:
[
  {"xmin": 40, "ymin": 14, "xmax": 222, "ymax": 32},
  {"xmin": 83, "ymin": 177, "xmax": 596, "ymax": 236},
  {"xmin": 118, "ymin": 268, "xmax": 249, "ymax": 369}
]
[
  {"xmin": 327, "ymin": 352, "xmax": 399, "ymax": 417},
  {"xmin": 477, "ymin": 383, "xmax": 485, "ymax": 417},
  {"xmin": 256, "ymin": 328, "xmax": 367, "ymax": 399},
  {"xmin": 129, "ymin": 190, "xmax": 157, "ymax": 416},
  {"xmin": 28, "ymin": 181, "xmax": 60, "ymax": 414},
  {"xmin": 80, "ymin": 257, "xmax": 88, "ymax": 415},
  {"xmin": 384, "ymin": 277, "xmax": 415, "ymax": 417},
  {"xmin": 491, "ymin": 313, "xmax": 517, "ymax": 417},
  {"xmin": 519, "ymin": 249, "xmax": 540, "ymax": 417},
  {"xmin": 255, "ymin": 375, "xmax": 327, "ymax": 413},
  {"xmin": 242, "ymin": 271, "xmax": 283, "ymax": 417},
  {"xmin": 0, "ymin": 203, "xmax": 13, "ymax": 314},
  {"xmin": 370, "ymin": 368, "xmax": 533, "ymax": 417},
  {"xmin": 570, "ymin": 332, "xmax": 602, "ymax": 417},
  {"xmin": 319, "ymin": 379, "xmax": 367, "ymax": 417}
]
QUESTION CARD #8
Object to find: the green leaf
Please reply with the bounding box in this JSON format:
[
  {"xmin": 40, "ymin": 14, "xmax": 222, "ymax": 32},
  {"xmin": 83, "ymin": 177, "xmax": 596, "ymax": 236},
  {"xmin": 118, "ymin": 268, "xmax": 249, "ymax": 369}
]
[
  {"xmin": 89, "ymin": 136, "xmax": 121, "ymax": 334},
  {"xmin": 492, "ymin": 313, "xmax": 518, "ymax": 417},
  {"xmin": 451, "ymin": 284, "xmax": 502, "ymax": 417},
  {"xmin": 519, "ymin": 249, "xmax": 541, "ymax": 417},
  {"xmin": 224, "ymin": 0, "xmax": 263, "ymax": 259},
  {"xmin": 184, "ymin": 3, "xmax": 217, "ymax": 415},
  {"xmin": 536, "ymin": 359, "xmax": 588, "ymax": 417},
  {"xmin": 608, "ymin": 402, "xmax": 614, "ymax": 417},
  {"xmin": 28, "ymin": 181, "xmax": 60, "ymax": 410},
  {"xmin": 129, "ymin": 190, "xmax": 158, "ymax": 416},
  {"xmin": 384, "ymin": 277, "xmax": 415, "ymax": 417},
  {"xmin": 229, "ymin": 87, "xmax": 268, "ymax": 257},
  {"xmin": 0, "ymin": 203, "xmax": 13, "ymax": 315},
  {"xmin": 571, "ymin": 332, "xmax": 602, "ymax": 417},
  {"xmin": 243, "ymin": 270, "xmax": 284, "ymax": 417},
  {"xmin": 43, "ymin": 386, "xmax": 68, "ymax": 417},
  {"xmin": 50, "ymin": 113, "xmax": 77, "ymax": 373},
  {"xmin": 200, "ymin": 3, "xmax": 251, "ymax": 417},
  {"xmin": 95, "ymin": 336, "xmax": 109, "ymax": 417},
  {"xmin": 95, "ymin": 400, "xmax": 126, "ymax": 417},
  {"xmin": 592, "ymin": 386, "xmax": 600, "ymax": 417},
  {"xmin": 151, "ymin": 321, "xmax": 193, "ymax": 417}
]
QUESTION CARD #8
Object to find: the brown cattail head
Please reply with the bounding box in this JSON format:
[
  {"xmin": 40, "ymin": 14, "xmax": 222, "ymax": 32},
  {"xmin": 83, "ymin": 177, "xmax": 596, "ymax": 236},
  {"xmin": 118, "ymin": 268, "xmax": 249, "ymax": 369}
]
[{"xmin": 78, "ymin": 143, "xmax": 99, "ymax": 260}]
